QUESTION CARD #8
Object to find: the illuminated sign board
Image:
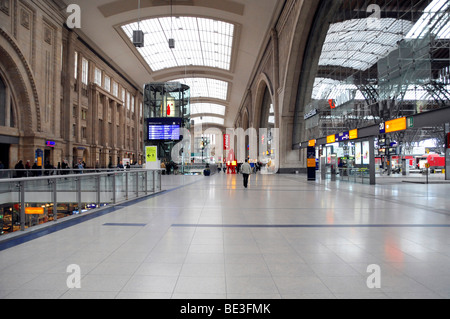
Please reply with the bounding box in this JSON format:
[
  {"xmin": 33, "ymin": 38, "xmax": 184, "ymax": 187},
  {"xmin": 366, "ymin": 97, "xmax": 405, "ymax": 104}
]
[
  {"xmin": 145, "ymin": 146, "xmax": 157, "ymax": 163},
  {"xmin": 336, "ymin": 132, "xmax": 349, "ymax": 142},
  {"xmin": 385, "ymin": 117, "xmax": 406, "ymax": 133},
  {"xmin": 326, "ymin": 135, "xmax": 336, "ymax": 144},
  {"xmin": 308, "ymin": 140, "xmax": 316, "ymax": 147},
  {"xmin": 25, "ymin": 207, "xmax": 44, "ymax": 215},
  {"xmin": 46, "ymin": 141, "xmax": 55, "ymax": 147},
  {"xmin": 349, "ymin": 129, "xmax": 358, "ymax": 140},
  {"xmin": 328, "ymin": 99, "xmax": 336, "ymax": 109},
  {"xmin": 304, "ymin": 109, "xmax": 318, "ymax": 120},
  {"xmin": 147, "ymin": 118, "xmax": 181, "ymax": 140},
  {"xmin": 380, "ymin": 117, "xmax": 406, "ymax": 134},
  {"xmin": 307, "ymin": 158, "xmax": 316, "ymax": 168},
  {"xmin": 223, "ymin": 134, "xmax": 230, "ymax": 150}
]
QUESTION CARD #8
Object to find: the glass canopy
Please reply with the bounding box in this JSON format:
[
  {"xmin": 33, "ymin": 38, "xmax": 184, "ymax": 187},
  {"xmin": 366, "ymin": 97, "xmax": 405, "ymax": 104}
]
[
  {"xmin": 406, "ymin": 0, "xmax": 450, "ymax": 39},
  {"xmin": 121, "ymin": 16, "xmax": 235, "ymax": 71},
  {"xmin": 319, "ymin": 18, "xmax": 413, "ymax": 71}
]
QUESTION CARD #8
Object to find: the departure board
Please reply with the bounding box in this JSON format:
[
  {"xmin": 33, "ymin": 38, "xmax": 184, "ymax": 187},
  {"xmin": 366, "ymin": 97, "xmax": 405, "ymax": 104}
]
[
  {"xmin": 147, "ymin": 118, "xmax": 182, "ymax": 140},
  {"xmin": 148, "ymin": 125, "xmax": 180, "ymax": 140}
]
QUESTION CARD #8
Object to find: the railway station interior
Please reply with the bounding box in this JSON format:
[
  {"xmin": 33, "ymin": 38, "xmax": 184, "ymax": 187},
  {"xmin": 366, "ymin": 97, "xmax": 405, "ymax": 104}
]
[{"xmin": 0, "ymin": 0, "xmax": 449, "ymax": 300}]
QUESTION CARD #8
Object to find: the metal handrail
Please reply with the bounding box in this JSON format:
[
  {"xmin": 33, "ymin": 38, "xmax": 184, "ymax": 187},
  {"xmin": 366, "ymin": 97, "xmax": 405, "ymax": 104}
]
[{"xmin": 0, "ymin": 169, "xmax": 162, "ymax": 237}]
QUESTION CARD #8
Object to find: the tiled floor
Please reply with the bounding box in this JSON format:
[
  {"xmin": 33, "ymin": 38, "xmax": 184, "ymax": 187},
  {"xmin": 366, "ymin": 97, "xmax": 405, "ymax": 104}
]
[{"xmin": 0, "ymin": 172, "xmax": 449, "ymax": 299}]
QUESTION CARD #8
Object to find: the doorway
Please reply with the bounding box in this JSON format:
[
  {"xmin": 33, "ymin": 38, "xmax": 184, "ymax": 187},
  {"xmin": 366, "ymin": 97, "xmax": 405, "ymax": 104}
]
[{"xmin": 0, "ymin": 143, "xmax": 10, "ymax": 168}]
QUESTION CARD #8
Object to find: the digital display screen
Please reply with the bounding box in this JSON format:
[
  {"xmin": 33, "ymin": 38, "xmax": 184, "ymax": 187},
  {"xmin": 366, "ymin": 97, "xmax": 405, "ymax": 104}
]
[{"xmin": 147, "ymin": 118, "xmax": 182, "ymax": 140}]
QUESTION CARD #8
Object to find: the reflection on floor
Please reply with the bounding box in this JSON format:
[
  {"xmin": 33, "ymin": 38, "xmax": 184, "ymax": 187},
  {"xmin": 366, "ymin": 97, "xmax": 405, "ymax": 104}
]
[{"xmin": 0, "ymin": 172, "xmax": 449, "ymax": 299}]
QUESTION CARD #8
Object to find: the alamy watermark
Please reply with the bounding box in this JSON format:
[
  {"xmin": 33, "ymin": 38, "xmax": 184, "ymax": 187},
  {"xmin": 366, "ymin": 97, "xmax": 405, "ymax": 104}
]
[
  {"xmin": 170, "ymin": 125, "xmax": 280, "ymax": 174},
  {"xmin": 66, "ymin": 4, "xmax": 81, "ymax": 29},
  {"xmin": 366, "ymin": 264, "xmax": 381, "ymax": 289},
  {"xmin": 66, "ymin": 264, "xmax": 81, "ymax": 289}
]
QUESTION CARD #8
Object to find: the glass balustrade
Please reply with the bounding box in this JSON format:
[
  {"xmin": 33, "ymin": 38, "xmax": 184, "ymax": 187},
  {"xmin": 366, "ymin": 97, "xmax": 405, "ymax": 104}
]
[{"xmin": 0, "ymin": 169, "xmax": 162, "ymax": 236}]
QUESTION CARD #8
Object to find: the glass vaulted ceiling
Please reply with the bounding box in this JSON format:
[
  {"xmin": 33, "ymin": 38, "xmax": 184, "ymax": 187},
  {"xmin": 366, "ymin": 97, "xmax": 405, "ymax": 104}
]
[
  {"xmin": 190, "ymin": 103, "xmax": 226, "ymax": 116},
  {"xmin": 319, "ymin": 18, "xmax": 414, "ymax": 71},
  {"xmin": 122, "ymin": 16, "xmax": 235, "ymax": 71},
  {"xmin": 170, "ymin": 78, "xmax": 228, "ymax": 118},
  {"xmin": 169, "ymin": 78, "xmax": 228, "ymax": 101}
]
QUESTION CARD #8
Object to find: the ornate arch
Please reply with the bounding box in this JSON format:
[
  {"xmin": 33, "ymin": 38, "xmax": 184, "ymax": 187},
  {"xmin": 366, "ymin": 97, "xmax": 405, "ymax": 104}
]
[
  {"xmin": 0, "ymin": 28, "xmax": 41, "ymax": 133},
  {"xmin": 252, "ymin": 72, "xmax": 274, "ymax": 130}
]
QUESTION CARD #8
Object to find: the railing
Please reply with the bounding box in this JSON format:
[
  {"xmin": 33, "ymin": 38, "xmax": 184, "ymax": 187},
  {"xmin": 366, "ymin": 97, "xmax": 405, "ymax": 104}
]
[
  {"xmin": 161, "ymin": 164, "xmax": 219, "ymax": 175},
  {"xmin": 0, "ymin": 169, "xmax": 162, "ymax": 236},
  {"xmin": 324, "ymin": 167, "xmax": 370, "ymax": 184},
  {"xmin": 338, "ymin": 167, "xmax": 370, "ymax": 184}
]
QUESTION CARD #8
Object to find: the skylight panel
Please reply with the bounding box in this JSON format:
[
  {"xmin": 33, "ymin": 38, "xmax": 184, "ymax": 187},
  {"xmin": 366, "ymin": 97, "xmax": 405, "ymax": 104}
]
[
  {"xmin": 169, "ymin": 78, "xmax": 229, "ymax": 100},
  {"xmin": 406, "ymin": 0, "xmax": 450, "ymax": 39},
  {"xmin": 192, "ymin": 116, "xmax": 225, "ymax": 126},
  {"xmin": 121, "ymin": 17, "xmax": 234, "ymax": 71},
  {"xmin": 319, "ymin": 18, "xmax": 413, "ymax": 71},
  {"xmin": 190, "ymin": 103, "xmax": 226, "ymax": 116}
]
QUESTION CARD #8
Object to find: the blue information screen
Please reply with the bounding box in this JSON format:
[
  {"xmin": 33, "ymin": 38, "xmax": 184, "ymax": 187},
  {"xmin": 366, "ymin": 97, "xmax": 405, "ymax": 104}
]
[{"xmin": 147, "ymin": 118, "xmax": 182, "ymax": 140}]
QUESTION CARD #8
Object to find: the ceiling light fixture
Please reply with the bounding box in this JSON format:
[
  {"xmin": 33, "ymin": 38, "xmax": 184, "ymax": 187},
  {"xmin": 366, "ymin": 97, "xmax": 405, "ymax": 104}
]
[
  {"xmin": 133, "ymin": 0, "xmax": 144, "ymax": 47},
  {"xmin": 168, "ymin": 0, "xmax": 175, "ymax": 49}
]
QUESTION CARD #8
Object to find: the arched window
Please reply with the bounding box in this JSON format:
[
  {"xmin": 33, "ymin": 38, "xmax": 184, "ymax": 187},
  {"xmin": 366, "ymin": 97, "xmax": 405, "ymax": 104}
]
[
  {"xmin": 0, "ymin": 75, "xmax": 15, "ymax": 128},
  {"xmin": 259, "ymin": 86, "xmax": 274, "ymax": 130},
  {"xmin": 0, "ymin": 76, "xmax": 6, "ymax": 126}
]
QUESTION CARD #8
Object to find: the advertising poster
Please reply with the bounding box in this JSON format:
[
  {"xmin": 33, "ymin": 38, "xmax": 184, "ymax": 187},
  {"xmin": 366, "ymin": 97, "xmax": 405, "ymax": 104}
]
[
  {"xmin": 362, "ymin": 141, "xmax": 370, "ymax": 164},
  {"xmin": 355, "ymin": 142, "xmax": 362, "ymax": 165}
]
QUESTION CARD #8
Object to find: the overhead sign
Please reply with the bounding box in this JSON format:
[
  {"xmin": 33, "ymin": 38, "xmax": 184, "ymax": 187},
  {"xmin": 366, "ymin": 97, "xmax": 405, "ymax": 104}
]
[
  {"xmin": 407, "ymin": 117, "xmax": 414, "ymax": 128},
  {"xmin": 46, "ymin": 141, "xmax": 56, "ymax": 147},
  {"xmin": 304, "ymin": 109, "xmax": 318, "ymax": 120},
  {"xmin": 308, "ymin": 140, "xmax": 316, "ymax": 147},
  {"xmin": 349, "ymin": 129, "xmax": 358, "ymax": 140},
  {"xmin": 327, "ymin": 135, "xmax": 336, "ymax": 144},
  {"xmin": 336, "ymin": 131, "xmax": 349, "ymax": 142},
  {"xmin": 386, "ymin": 117, "xmax": 407, "ymax": 133},
  {"xmin": 328, "ymin": 99, "xmax": 336, "ymax": 109},
  {"xmin": 380, "ymin": 117, "xmax": 407, "ymax": 134}
]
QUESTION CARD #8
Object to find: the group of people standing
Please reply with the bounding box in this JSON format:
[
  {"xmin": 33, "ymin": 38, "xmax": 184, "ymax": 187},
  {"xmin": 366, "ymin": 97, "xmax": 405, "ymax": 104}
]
[{"xmin": 9, "ymin": 159, "xmax": 80, "ymax": 178}]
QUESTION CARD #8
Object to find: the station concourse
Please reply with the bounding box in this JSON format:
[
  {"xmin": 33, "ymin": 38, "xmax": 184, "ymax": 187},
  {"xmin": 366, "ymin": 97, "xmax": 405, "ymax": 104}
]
[
  {"xmin": 0, "ymin": 0, "xmax": 450, "ymax": 300},
  {"xmin": 0, "ymin": 173, "xmax": 450, "ymax": 299}
]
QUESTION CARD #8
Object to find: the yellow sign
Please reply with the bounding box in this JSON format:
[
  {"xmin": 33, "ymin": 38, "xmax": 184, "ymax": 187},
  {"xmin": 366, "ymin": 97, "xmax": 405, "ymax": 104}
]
[
  {"xmin": 349, "ymin": 129, "xmax": 358, "ymax": 140},
  {"xmin": 307, "ymin": 158, "xmax": 316, "ymax": 168},
  {"xmin": 145, "ymin": 146, "xmax": 157, "ymax": 163},
  {"xmin": 385, "ymin": 117, "xmax": 406, "ymax": 133},
  {"xmin": 327, "ymin": 135, "xmax": 336, "ymax": 144},
  {"xmin": 308, "ymin": 140, "xmax": 316, "ymax": 147},
  {"xmin": 25, "ymin": 207, "xmax": 44, "ymax": 215}
]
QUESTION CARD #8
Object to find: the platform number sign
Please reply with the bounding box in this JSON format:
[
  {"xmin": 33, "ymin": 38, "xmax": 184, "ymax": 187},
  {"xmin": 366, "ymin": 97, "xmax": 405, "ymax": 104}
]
[{"xmin": 379, "ymin": 122, "xmax": 385, "ymax": 134}]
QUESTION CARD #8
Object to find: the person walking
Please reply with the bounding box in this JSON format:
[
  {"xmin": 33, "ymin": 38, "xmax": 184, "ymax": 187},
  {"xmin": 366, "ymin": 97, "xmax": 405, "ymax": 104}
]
[{"xmin": 240, "ymin": 159, "xmax": 252, "ymax": 188}]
